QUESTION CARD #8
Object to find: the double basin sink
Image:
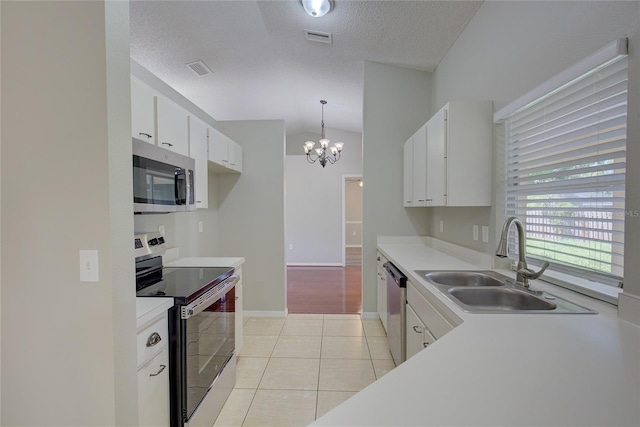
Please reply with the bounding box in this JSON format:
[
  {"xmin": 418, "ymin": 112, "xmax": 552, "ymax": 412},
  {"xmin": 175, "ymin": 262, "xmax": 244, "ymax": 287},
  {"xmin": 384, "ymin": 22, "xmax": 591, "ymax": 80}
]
[{"xmin": 415, "ymin": 270, "xmax": 596, "ymax": 314}]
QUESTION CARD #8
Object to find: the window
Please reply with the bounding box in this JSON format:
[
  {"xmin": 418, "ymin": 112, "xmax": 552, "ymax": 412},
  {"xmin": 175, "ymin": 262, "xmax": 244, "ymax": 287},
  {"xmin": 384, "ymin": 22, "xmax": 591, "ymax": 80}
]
[{"xmin": 496, "ymin": 41, "xmax": 628, "ymax": 286}]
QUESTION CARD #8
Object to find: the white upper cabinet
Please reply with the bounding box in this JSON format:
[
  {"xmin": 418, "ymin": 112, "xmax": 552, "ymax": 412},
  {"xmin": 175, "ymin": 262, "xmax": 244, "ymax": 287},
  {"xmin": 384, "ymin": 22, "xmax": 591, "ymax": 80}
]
[
  {"xmin": 403, "ymin": 136, "xmax": 414, "ymax": 207},
  {"xmin": 403, "ymin": 100, "xmax": 493, "ymax": 208},
  {"xmin": 208, "ymin": 126, "xmax": 242, "ymax": 173},
  {"xmin": 403, "ymin": 124, "xmax": 427, "ymax": 207},
  {"xmin": 427, "ymin": 101, "xmax": 493, "ymax": 207},
  {"xmin": 412, "ymin": 124, "xmax": 427, "ymax": 206},
  {"xmin": 131, "ymin": 77, "xmax": 156, "ymax": 144},
  {"xmin": 425, "ymin": 108, "xmax": 447, "ymax": 206},
  {"xmin": 228, "ymin": 139, "xmax": 243, "ymax": 173},
  {"xmin": 156, "ymin": 95, "xmax": 189, "ymax": 156},
  {"xmin": 188, "ymin": 116, "xmax": 209, "ymax": 209}
]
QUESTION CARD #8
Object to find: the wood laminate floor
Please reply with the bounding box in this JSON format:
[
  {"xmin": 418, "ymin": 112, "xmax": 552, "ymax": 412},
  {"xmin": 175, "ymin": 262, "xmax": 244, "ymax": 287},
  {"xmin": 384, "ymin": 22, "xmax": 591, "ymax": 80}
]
[{"xmin": 287, "ymin": 266, "xmax": 362, "ymax": 314}]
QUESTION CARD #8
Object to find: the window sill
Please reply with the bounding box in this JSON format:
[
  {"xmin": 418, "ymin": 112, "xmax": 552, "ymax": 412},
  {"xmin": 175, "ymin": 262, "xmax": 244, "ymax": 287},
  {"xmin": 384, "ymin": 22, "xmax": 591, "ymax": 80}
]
[{"xmin": 538, "ymin": 269, "xmax": 621, "ymax": 306}]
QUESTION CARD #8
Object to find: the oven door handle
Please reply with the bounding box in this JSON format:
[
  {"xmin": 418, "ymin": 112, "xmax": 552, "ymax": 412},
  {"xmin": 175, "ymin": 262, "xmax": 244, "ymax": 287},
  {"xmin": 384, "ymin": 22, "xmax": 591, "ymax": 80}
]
[{"xmin": 181, "ymin": 275, "xmax": 239, "ymax": 319}]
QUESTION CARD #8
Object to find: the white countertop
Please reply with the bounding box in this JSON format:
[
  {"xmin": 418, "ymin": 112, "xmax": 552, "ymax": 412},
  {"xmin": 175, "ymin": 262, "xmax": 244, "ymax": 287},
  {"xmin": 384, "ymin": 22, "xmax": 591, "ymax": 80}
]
[
  {"xmin": 136, "ymin": 297, "xmax": 174, "ymax": 330},
  {"xmin": 313, "ymin": 241, "xmax": 640, "ymax": 426},
  {"xmin": 165, "ymin": 257, "xmax": 245, "ymax": 269}
]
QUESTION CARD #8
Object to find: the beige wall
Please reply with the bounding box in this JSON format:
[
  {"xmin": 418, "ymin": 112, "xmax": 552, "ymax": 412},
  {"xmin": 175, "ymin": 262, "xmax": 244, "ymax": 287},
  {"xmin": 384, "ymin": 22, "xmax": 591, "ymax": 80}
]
[
  {"xmin": 217, "ymin": 120, "xmax": 287, "ymax": 314},
  {"xmin": 362, "ymin": 61, "xmax": 432, "ymax": 315},
  {"xmin": 1, "ymin": 1, "xmax": 136, "ymax": 425}
]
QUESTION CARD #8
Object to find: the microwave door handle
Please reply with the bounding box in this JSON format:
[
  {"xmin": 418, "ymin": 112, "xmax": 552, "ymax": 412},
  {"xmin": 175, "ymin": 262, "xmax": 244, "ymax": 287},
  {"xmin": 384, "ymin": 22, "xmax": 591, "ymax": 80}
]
[{"xmin": 174, "ymin": 168, "xmax": 185, "ymax": 205}]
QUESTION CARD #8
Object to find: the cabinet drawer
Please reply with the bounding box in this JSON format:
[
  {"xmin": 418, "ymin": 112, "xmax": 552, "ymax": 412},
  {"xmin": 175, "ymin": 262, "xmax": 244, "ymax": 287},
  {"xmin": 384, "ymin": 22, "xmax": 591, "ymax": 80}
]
[
  {"xmin": 138, "ymin": 348, "xmax": 169, "ymax": 427},
  {"xmin": 407, "ymin": 283, "xmax": 453, "ymax": 339},
  {"xmin": 137, "ymin": 315, "xmax": 168, "ymax": 368}
]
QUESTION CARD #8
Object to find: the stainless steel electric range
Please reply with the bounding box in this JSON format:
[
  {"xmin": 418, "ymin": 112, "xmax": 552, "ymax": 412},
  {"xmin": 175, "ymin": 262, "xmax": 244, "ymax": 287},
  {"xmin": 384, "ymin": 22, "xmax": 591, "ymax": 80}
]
[{"xmin": 135, "ymin": 233, "xmax": 237, "ymax": 427}]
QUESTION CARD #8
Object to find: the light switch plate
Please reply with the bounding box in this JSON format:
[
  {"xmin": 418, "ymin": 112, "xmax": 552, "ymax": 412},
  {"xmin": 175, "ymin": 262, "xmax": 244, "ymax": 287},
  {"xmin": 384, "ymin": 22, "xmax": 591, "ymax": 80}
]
[
  {"xmin": 158, "ymin": 225, "xmax": 165, "ymax": 235},
  {"xmin": 439, "ymin": 220, "xmax": 444, "ymax": 233},
  {"xmin": 473, "ymin": 225, "xmax": 479, "ymax": 241},
  {"xmin": 79, "ymin": 250, "xmax": 99, "ymax": 283},
  {"xmin": 482, "ymin": 226, "xmax": 489, "ymax": 243},
  {"xmin": 198, "ymin": 221, "xmax": 203, "ymax": 233}
]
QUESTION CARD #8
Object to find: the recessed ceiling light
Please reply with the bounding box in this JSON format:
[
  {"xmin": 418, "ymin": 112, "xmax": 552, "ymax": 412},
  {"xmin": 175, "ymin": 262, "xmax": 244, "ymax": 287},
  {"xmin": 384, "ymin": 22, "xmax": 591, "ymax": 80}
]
[{"xmin": 301, "ymin": 0, "xmax": 333, "ymax": 18}]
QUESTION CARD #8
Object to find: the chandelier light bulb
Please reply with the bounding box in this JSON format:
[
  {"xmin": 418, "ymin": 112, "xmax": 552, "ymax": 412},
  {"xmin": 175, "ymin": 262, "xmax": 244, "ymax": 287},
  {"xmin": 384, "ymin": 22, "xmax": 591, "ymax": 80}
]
[
  {"xmin": 315, "ymin": 147, "xmax": 324, "ymax": 156},
  {"xmin": 334, "ymin": 142, "xmax": 344, "ymax": 152},
  {"xmin": 319, "ymin": 138, "xmax": 330, "ymax": 149}
]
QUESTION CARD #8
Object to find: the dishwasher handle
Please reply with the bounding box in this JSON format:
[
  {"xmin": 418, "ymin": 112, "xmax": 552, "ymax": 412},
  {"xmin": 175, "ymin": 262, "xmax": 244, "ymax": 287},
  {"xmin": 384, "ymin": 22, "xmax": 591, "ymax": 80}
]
[{"xmin": 383, "ymin": 262, "xmax": 407, "ymax": 287}]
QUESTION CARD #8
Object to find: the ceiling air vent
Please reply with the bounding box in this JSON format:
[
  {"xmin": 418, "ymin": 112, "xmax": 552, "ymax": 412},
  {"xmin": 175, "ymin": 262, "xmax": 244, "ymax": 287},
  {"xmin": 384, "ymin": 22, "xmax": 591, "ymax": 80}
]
[
  {"xmin": 305, "ymin": 29, "xmax": 332, "ymax": 44},
  {"xmin": 186, "ymin": 60, "xmax": 212, "ymax": 77}
]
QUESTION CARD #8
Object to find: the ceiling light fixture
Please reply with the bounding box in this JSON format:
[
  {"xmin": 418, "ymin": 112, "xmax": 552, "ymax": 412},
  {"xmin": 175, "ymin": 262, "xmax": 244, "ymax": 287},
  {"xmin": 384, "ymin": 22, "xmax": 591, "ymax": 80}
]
[
  {"xmin": 304, "ymin": 100, "xmax": 344, "ymax": 168},
  {"xmin": 301, "ymin": 0, "xmax": 333, "ymax": 18}
]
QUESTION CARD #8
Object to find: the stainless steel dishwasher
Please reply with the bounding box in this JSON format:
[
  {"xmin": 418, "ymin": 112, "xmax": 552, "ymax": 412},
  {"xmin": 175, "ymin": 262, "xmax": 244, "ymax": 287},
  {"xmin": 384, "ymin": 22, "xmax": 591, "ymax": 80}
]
[{"xmin": 384, "ymin": 261, "xmax": 407, "ymax": 365}]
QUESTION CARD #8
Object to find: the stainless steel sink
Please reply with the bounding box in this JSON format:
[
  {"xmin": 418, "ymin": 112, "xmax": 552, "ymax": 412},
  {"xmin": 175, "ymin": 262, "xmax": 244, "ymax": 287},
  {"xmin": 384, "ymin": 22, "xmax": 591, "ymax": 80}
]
[
  {"xmin": 448, "ymin": 287, "xmax": 557, "ymax": 311},
  {"xmin": 415, "ymin": 269, "xmax": 597, "ymax": 314},
  {"xmin": 416, "ymin": 270, "xmax": 511, "ymax": 287}
]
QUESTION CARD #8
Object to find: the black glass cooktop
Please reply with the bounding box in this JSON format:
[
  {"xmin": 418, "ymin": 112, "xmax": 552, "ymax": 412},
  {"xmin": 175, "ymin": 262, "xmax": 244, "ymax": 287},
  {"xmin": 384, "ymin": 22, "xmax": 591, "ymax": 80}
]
[{"xmin": 136, "ymin": 264, "xmax": 234, "ymax": 304}]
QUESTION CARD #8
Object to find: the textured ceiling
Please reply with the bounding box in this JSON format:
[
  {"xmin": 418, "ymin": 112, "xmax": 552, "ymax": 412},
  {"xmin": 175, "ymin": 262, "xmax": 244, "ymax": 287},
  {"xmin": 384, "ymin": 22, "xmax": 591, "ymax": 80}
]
[{"xmin": 130, "ymin": 0, "xmax": 482, "ymax": 135}]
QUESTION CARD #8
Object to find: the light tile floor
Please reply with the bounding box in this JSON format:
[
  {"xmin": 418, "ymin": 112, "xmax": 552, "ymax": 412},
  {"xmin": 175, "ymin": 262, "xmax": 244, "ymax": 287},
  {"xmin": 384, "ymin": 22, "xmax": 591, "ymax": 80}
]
[{"xmin": 214, "ymin": 314, "xmax": 395, "ymax": 427}]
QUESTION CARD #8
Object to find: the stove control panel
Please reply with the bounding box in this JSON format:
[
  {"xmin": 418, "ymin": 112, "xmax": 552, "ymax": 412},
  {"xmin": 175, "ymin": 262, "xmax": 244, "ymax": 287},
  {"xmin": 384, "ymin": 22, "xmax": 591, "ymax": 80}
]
[{"xmin": 134, "ymin": 232, "xmax": 167, "ymax": 259}]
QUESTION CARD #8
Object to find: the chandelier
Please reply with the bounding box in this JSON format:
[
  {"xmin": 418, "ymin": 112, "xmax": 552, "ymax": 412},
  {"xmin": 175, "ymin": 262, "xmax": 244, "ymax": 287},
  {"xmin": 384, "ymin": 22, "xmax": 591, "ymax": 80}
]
[{"xmin": 303, "ymin": 100, "xmax": 344, "ymax": 168}]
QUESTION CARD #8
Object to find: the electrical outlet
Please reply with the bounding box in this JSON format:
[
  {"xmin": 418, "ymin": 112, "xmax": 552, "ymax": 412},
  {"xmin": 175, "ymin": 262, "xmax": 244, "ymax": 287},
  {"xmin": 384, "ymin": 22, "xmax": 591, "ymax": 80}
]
[
  {"xmin": 158, "ymin": 225, "xmax": 165, "ymax": 235},
  {"xmin": 439, "ymin": 220, "xmax": 444, "ymax": 233},
  {"xmin": 289, "ymin": 244, "xmax": 293, "ymax": 250},
  {"xmin": 473, "ymin": 225, "xmax": 479, "ymax": 241},
  {"xmin": 482, "ymin": 226, "xmax": 489, "ymax": 243},
  {"xmin": 198, "ymin": 221, "xmax": 203, "ymax": 233},
  {"xmin": 79, "ymin": 250, "xmax": 99, "ymax": 283}
]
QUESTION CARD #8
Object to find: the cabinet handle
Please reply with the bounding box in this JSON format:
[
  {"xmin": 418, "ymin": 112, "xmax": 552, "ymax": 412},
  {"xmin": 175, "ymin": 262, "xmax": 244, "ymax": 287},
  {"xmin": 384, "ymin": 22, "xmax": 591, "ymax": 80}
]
[
  {"xmin": 197, "ymin": 201, "xmax": 202, "ymax": 204},
  {"xmin": 139, "ymin": 132, "xmax": 153, "ymax": 139},
  {"xmin": 423, "ymin": 342, "xmax": 429, "ymax": 348},
  {"xmin": 377, "ymin": 256, "xmax": 381, "ymax": 261},
  {"xmin": 150, "ymin": 364, "xmax": 166, "ymax": 377},
  {"xmin": 161, "ymin": 142, "xmax": 173, "ymax": 147},
  {"xmin": 412, "ymin": 325, "xmax": 424, "ymax": 334},
  {"xmin": 146, "ymin": 332, "xmax": 162, "ymax": 347}
]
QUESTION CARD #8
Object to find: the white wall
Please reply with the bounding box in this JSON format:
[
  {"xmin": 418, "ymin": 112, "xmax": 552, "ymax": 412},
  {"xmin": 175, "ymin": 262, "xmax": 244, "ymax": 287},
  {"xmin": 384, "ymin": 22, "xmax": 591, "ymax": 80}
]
[
  {"xmin": 362, "ymin": 62, "xmax": 432, "ymax": 315},
  {"xmin": 427, "ymin": 1, "xmax": 640, "ymax": 321},
  {"xmin": 285, "ymin": 128, "xmax": 362, "ymax": 265},
  {"xmin": 217, "ymin": 120, "xmax": 287, "ymax": 314},
  {"xmin": 1, "ymin": 1, "xmax": 136, "ymax": 424}
]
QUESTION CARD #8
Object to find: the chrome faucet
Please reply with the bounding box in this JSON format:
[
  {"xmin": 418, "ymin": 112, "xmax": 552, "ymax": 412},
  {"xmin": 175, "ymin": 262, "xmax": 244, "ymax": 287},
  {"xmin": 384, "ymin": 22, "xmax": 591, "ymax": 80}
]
[{"xmin": 496, "ymin": 216, "xmax": 549, "ymax": 289}]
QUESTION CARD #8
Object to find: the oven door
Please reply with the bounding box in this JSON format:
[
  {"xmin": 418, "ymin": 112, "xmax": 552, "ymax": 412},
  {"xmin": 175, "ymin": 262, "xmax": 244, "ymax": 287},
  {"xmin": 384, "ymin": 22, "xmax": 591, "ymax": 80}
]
[{"xmin": 179, "ymin": 276, "xmax": 238, "ymax": 424}]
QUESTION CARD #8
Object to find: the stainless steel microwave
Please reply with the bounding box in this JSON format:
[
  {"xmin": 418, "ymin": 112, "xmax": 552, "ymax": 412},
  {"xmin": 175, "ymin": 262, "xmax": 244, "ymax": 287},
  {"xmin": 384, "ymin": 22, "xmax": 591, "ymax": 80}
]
[{"xmin": 133, "ymin": 137, "xmax": 195, "ymax": 213}]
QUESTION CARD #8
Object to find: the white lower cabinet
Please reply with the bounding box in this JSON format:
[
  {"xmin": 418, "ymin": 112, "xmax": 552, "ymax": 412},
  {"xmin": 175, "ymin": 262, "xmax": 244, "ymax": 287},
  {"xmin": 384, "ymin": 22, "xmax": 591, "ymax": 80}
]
[
  {"xmin": 406, "ymin": 303, "xmax": 436, "ymax": 360},
  {"xmin": 138, "ymin": 349, "xmax": 170, "ymax": 427},
  {"xmin": 137, "ymin": 311, "xmax": 170, "ymax": 426},
  {"xmin": 235, "ymin": 267, "xmax": 243, "ymax": 354},
  {"xmin": 376, "ymin": 251, "xmax": 388, "ymax": 332}
]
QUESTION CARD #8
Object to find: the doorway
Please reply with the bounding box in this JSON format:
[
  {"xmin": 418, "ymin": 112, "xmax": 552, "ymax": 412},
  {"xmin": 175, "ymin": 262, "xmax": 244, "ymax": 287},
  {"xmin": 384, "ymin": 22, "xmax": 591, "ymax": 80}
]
[{"xmin": 343, "ymin": 175, "xmax": 363, "ymax": 266}]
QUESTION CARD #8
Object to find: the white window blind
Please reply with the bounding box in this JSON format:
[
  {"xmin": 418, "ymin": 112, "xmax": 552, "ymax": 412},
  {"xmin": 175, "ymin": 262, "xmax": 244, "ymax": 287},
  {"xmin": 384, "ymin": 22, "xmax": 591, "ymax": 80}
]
[{"xmin": 502, "ymin": 54, "xmax": 628, "ymax": 284}]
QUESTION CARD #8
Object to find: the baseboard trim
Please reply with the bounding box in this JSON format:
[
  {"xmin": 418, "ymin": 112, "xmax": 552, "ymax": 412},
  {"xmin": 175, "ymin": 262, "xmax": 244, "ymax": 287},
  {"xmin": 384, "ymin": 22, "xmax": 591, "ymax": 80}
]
[
  {"xmin": 618, "ymin": 292, "xmax": 640, "ymax": 327},
  {"xmin": 360, "ymin": 311, "xmax": 380, "ymax": 320},
  {"xmin": 287, "ymin": 263, "xmax": 343, "ymax": 267},
  {"xmin": 243, "ymin": 310, "xmax": 288, "ymax": 318}
]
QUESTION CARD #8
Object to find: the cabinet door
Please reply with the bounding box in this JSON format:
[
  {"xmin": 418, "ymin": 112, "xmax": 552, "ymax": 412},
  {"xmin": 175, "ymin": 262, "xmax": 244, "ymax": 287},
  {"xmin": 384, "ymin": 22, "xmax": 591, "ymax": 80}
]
[
  {"xmin": 403, "ymin": 137, "xmax": 414, "ymax": 207},
  {"xmin": 138, "ymin": 349, "xmax": 169, "ymax": 427},
  {"xmin": 412, "ymin": 124, "xmax": 427, "ymax": 206},
  {"xmin": 207, "ymin": 126, "xmax": 229, "ymax": 167},
  {"xmin": 426, "ymin": 108, "xmax": 446, "ymax": 206},
  {"xmin": 376, "ymin": 252, "xmax": 388, "ymax": 332},
  {"xmin": 406, "ymin": 303, "xmax": 427, "ymax": 360},
  {"xmin": 235, "ymin": 279, "xmax": 243, "ymax": 354},
  {"xmin": 131, "ymin": 78, "xmax": 156, "ymax": 143},
  {"xmin": 228, "ymin": 140, "xmax": 243, "ymax": 172},
  {"xmin": 156, "ymin": 95, "xmax": 189, "ymax": 156},
  {"xmin": 189, "ymin": 116, "xmax": 209, "ymax": 209}
]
